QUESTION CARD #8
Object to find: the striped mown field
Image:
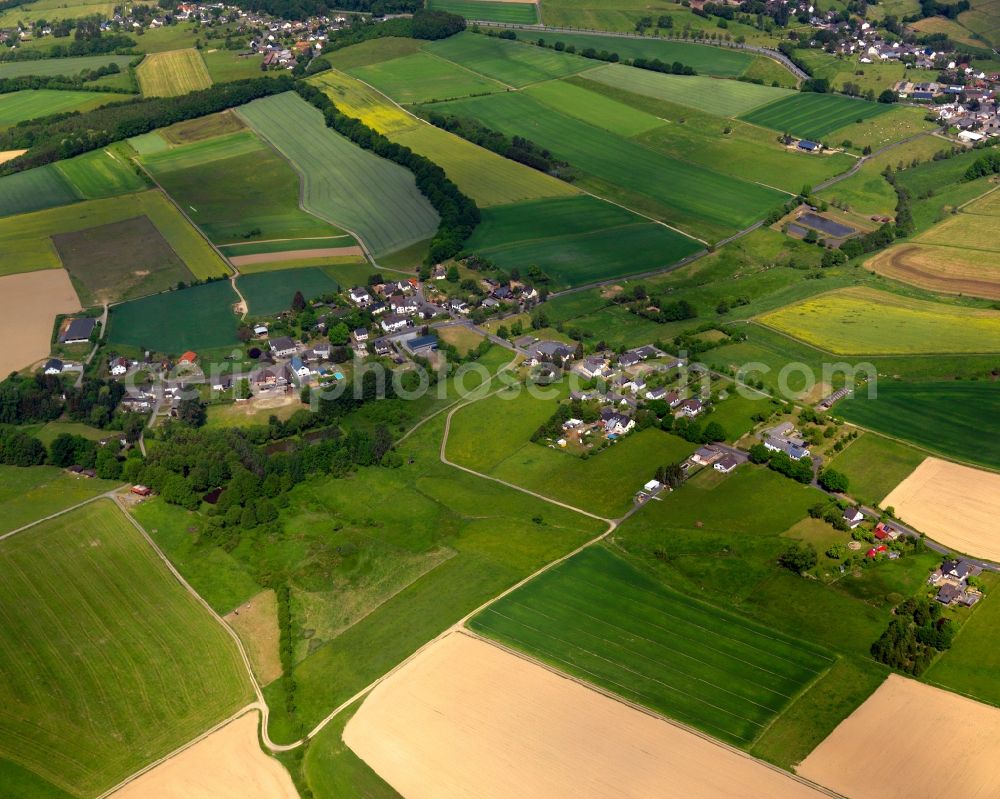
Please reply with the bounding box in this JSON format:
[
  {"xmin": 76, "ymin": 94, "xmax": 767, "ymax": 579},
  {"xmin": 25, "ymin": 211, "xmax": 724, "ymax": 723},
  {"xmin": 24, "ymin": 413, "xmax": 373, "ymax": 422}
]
[
  {"xmin": 137, "ymin": 48, "xmax": 212, "ymax": 97},
  {"xmin": 0, "ymin": 500, "xmax": 253, "ymax": 797}
]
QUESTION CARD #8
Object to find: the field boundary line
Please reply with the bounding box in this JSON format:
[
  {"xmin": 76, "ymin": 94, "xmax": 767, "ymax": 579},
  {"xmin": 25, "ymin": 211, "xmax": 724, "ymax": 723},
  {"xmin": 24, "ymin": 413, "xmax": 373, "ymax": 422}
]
[
  {"xmin": 418, "ymin": 47, "xmax": 518, "ymax": 91},
  {"xmin": 461, "ymin": 629, "xmax": 847, "ymax": 798},
  {"xmin": 0, "ymin": 487, "xmax": 125, "ymax": 542}
]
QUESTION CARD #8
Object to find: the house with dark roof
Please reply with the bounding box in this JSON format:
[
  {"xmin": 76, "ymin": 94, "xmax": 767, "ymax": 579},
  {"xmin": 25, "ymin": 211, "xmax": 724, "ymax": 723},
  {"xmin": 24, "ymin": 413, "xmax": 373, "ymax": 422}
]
[
  {"xmin": 714, "ymin": 454, "xmax": 739, "ymax": 474},
  {"xmin": 43, "ymin": 358, "xmax": 63, "ymax": 375},
  {"xmin": 676, "ymin": 398, "xmax": 703, "ymax": 417},
  {"xmin": 797, "ymin": 139, "xmax": 820, "ymax": 151},
  {"xmin": 59, "ymin": 317, "xmax": 97, "ymax": 344},
  {"xmin": 268, "ymin": 336, "xmax": 297, "ymax": 358},
  {"xmin": 843, "ymin": 507, "xmax": 865, "ymax": 529}
]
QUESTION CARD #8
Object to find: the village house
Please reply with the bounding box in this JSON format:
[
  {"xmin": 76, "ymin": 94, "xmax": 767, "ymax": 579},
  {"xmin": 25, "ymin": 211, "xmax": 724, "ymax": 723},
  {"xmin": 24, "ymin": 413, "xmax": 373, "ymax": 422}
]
[
  {"xmin": 177, "ymin": 351, "xmax": 198, "ymax": 367},
  {"xmin": 43, "ymin": 358, "xmax": 63, "ymax": 375},
  {"xmin": 676, "ymin": 398, "xmax": 703, "ymax": 418},
  {"xmin": 253, "ymin": 324, "xmax": 269, "ymax": 338},
  {"xmin": 312, "ymin": 342, "xmax": 331, "ymax": 360},
  {"xmin": 763, "ymin": 422, "xmax": 811, "ymax": 460},
  {"xmin": 645, "ymin": 386, "xmax": 668, "ymax": 401},
  {"xmin": 372, "ymin": 338, "xmax": 393, "ymax": 357},
  {"xmin": 929, "ymin": 558, "xmax": 983, "ymax": 606},
  {"xmin": 691, "ymin": 446, "xmax": 720, "ymax": 466},
  {"xmin": 389, "ymin": 295, "xmax": 419, "ymax": 315},
  {"xmin": 109, "ymin": 357, "xmax": 130, "ymax": 377},
  {"xmin": 380, "ymin": 314, "xmax": 409, "ymax": 334},
  {"xmin": 290, "ymin": 356, "xmax": 311, "ymax": 380},
  {"xmin": 253, "ymin": 363, "xmax": 290, "ymax": 388},
  {"xmin": 600, "ymin": 407, "xmax": 635, "ymax": 436},
  {"xmin": 354, "ymin": 328, "xmax": 369, "ymax": 342},
  {"xmin": 348, "ymin": 287, "xmax": 371, "ymax": 306},
  {"xmin": 714, "ymin": 453, "xmax": 740, "ymax": 474},
  {"xmin": 268, "ymin": 336, "xmax": 297, "ymax": 358},
  {"xmin": 579, "ymin": 355, "xmax": 610, "ymax": 380},
  {"xmin": 528, "ymin": 340, "xmax": 574, "ymax": 365},
  {"xmin": 843, "ymin": 507, "xmax": 865, "ymax": 529}
]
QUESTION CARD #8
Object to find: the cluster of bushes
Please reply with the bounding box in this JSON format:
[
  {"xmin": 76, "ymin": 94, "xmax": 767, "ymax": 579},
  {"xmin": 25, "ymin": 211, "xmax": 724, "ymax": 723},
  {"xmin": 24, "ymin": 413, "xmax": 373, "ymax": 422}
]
[
  {"xmin": 0, "ymin": 65, "xmax": 130, "ymax": 97},
  {"xmin": 662, "ymin": 414, "xmax": 727, "ymax": 445},
  {"xmin": 778, "ymin": 541, "xmax": 818, "ymax": 573},
  {"xmin": 0, "ymin": 427, "xmax": 48, "ymax": 467},
  {"xmin": 423, "ymin": 111, "xmax": 570, "ymax": 176},
  {"xmin": 0, "ymin": 425, "xmax": 125, "ymax": 476},
  {"xmin": 748, "ymin": 442, "xmax": 813, "ymax": 482},
  {"xmin": 964, "ymin": 150, "xmax": 1000, "ymax": 181},
  {"xmin": 652, "ymin": 462, "xmax": 685, "ymax": 489},
  {"xmin": 0, "ymin": 374, "xmax": 125, "ymax": 428},
  {"xmin": 294, "ymin": 82, "xmax": 479, "ymax": 264},
  {"xmin": 1, "ymin": 76, "xmax": 293, "ymax": 174},
  {"xmin": 871, "ymin": 596, "xmax": 954, "ymax": 675},
  {"xmin": 0, "ymin": 32, "xmax": 135, "ymax": 60}
]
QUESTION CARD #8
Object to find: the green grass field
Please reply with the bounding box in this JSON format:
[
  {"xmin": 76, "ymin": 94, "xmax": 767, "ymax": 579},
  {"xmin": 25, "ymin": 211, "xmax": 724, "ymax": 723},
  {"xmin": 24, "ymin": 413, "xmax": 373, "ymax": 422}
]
[
  {"xmin": 469, "ymin": 546, "xmax": 834, "ymax": 746},
  {"xmin": 584, "ymin": 63, "xmax": 792, "ymax": 116},
  {"xmin": 350, "ymin": 50, "xmax": 507, "ymax": 104},
  {"xmin": 428, "ymin": 0, "xmax": 538, "ymax": 21},
  {"xmin": 758, "ymin": 287, "xmax": 1000, "ymax": 355},
  {"xmin": 160, "ymin": 109, "xmax": 246, "ymax": 145},
  {"xmin": 837, "ymin": 381, "xmax": 1000, "ymax": 471},
  {"xmin": 435, "ymin": 91, "xmax": 787, "ymax": 241},
  {"xmin": 464, "ymin": 195, "xmax": 701, "ymax": 287},
  {"xmin": 238, "ymin": 267, "xmax": 340, "ymax": 316},
  {"xmin": 739, "ymin": 92, "xmax": 893, "ymax": 142},
  {"xmin": 144, "ymin": 132, "xmax": 346, "ymax": 245},
  {"xmin": 54, "ymin": 148, "xmax": 148, "ymax": 199},
  {"xmin": 0, "ymin": 54, "xmax": 135, "ymax": 79},
  {"xmin": 424, "ymin": 31, "xmax": 593, "ymax": 88},
  {"xmin": 136, "ymin": 48, "xmax": 212, "ymax": 97},
  {"xmin": 0, "ymin": 164, "xmax": 79, "ymax": 218},
  {"xmin": 0, "ymin": 189, "xmax": 228, "ymax": 280},
  {"xmin": 825, "ymin": 432, "xmax": 925, "ymax": 506},
  {"xmin": 108, "ymin": 278, "xmax": 240, "ymax": 353},
  {"xmin": 523, "ymin": 78, "xmax": 668, "ymax": 137},
  {"xmin": 0, "ymin": 500, "xmax": 253, "ymax": 797},
  {"xmin": 0, "ymin": 0, "xmax": 115, "ymax": 26},
  {"xmin": 0, "ymin": 88, "xmax": 120, "ymax": 125},
  {"xmin": 201, "ymin": 48, "xmax": 268, "ymax": 84},
  {"xmin": 237, "ymin": 92, "xmax": 440, "ymax": 257},
  {"xmin": 0, "ymin": 466, "xmax": 120, "ymax": 535},
  {"xmin": 505, "ymin": 30, "xmax": 760, "ymax": 77}
]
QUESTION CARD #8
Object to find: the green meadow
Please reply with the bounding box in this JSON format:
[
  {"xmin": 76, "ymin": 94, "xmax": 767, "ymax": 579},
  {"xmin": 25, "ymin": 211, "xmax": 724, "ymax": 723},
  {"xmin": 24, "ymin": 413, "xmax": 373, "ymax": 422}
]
[
  {"xmin": 739, "ymin": 92, "xmax": 892, "ymax": 141},
  {"xmin": 350, "ymin": 51, "xmax": 507, "ymax": 104},
  {"xmin": 0, "ymin": 466, "xmax": 120, "ymax": 535},
  {"xmin": 826, "ymin": 432, "xmax": 925, "ymax": 506},
  {"xmin": 238, "ymin": 267, "xmax": 340, "ymax": 316},
  {"xmin": 0, "ymin": 88, "xmax": 120, "ymax": 126},
  {"xmin": 428, "ymin": 0, "xmax": 538, "ymax": 22}
]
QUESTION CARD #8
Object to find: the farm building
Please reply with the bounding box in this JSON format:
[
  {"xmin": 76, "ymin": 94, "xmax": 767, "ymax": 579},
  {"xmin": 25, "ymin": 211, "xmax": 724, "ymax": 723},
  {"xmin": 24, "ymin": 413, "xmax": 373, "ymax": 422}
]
[
  {"xmin": 797, "ymin": 140, "xmax": 820, "ymax": 152},
  {"xmin": 268, "ymin": 337, "xmax": 297, "ymax": 358},
  {"xmin": 59, "ymin": 317, "xmax": 96, "ymax": 344}
]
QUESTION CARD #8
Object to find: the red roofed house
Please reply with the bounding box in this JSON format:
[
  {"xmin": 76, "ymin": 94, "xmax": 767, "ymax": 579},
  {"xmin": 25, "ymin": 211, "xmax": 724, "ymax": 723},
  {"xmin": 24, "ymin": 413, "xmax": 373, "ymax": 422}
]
[
  {"xmin": 874, "ymin": 522, "xmax": 889, "ymax": 541},
  {"xmin": 178, "ymin": 351, "xmax": 198, "ymax": 366}
]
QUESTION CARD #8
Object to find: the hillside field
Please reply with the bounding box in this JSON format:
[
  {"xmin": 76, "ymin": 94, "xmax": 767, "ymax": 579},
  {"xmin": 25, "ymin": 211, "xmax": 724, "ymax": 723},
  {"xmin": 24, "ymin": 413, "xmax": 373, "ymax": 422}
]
[
  {"xmin": 238, "ymin": 267, "xmax": 340, "ymax": 316},
  {"xmin": 427, "ymin": 0, "xmax": 538, "ymax": 22},
  {"xmin": 54, "ymin": 148, "xmax": 149, "ymax": 199},
  {"xmin": 865, "ymin": 243, "xmax": 1000, "ymax": 301},
  {"xmin": 0, "ymin": 500, "xmax": 252, "ymax": 797},
  {"xmin": 0, "ymin": 54, "xmax": 134, "ymax": 78},
  {"xmin": 136, "ymin": 48, "xmax": 212, "ymax": 97},
  {"xmin": 237, "ymin": 92, "xmax": 440, "ymax": 257},
  {"xmin": 349, "ymin": 50, "xmax": 506, "ymax": 104},
  {"xmin": 0, "ymin": 165, "xmax": 79, "ymax": 219},
  {"xmin": 758, "ymin": 287, "xmax": 1000, "ymax": 355},
  {"xmin": 469, "ymin": 546, "xmax": 835, "ymax": 746},
  {"xmin": 837, "ymin": 380, "xmax": 1000, "ymax": 471},
  {"xmin": 0, "ymin": 466, "xmax": 121, "ymax": 535},
  {"xmin": 739, "ymin": 92, "xmax": 892, "ymax": 141},
  {"xmin": 0, "ymin": 89, "xmax": 120, "ymax": 126}
]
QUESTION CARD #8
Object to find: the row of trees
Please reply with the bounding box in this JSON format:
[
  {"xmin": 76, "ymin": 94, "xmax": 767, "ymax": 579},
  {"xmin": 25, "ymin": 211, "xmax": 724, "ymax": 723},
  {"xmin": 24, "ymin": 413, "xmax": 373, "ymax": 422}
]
[
  {"xmin": 0, "ymin": 374, "xmax": 125, "ymax": 428},
  {"xmin": 0, "ymin": 426, "xmax": 124, "ymax": 477},
  {"xmin": 293, "ymin": 80, "xmax": 479, "ymax": 264},
  {"xmin": 0, "ymin": 65, "xmax": 132, "ymax": 97},
  {"xmin": 748, "ymin": 442, "xmax": 814, "ymax": 483}
]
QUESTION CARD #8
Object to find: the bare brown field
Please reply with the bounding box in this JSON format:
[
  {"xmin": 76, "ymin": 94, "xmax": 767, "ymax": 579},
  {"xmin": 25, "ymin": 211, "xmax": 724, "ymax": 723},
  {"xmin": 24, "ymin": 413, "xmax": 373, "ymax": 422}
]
[
  {"xmin": 882, "ymin": 457, "xmax": 1000, "ymax": 561},
  {"xmin": 228, "ymin": 246, "xmax": 364, "ymax": 267},
  {"xmin": 865, "ymin": 243, "xmax": 1000, "ymax": 300},
  {"xmin": 0, "ymin": 148, "xmax": 26, "ymax": 164},
  {"xmin": 224, "ymin": 590, "xmax": 282, "ymax": 686},
  {"xmin": 0, "ymin": 270, "xmax": 80, "ymax": 375},
  {"xmin": 799, "ymin": 675, "xmax": 1000, "ymax": 799},
  {"xmin": 344, "ymin": 632, "xmax": 827, "ymax": 799},
  {"xmin": 110, "ymin": 713, "xmax": 298, "ymax": 799}
]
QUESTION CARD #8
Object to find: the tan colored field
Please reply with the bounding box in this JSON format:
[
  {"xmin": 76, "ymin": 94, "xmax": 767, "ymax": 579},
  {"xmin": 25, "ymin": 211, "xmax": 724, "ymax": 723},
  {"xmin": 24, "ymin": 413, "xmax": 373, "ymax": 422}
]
[
  {"xmin": 882, "ymin": 457, "xmax": 1000, "ymax": 560},
  {"xmin": 799, "ymin": 675, "xmax": 1000, "ymax": 799},
  {"xmin": 0, "ymin": 270, "xmax": 80, "ymax": 375},
  {"xmin": 438, "ymin": 324, "xmax": 486, "ymax": 354},
  {"xmin": 344, "ymin": 632, "xmax": 827, "ymax": 799},
  {"xmin": 228, "ymin": 246, "xmax": 364, "ymax": 267},
  {"xmin": 963, "ymin": 186, "xmax": 1000, "ymax": 215},
  {"xmin": 0, "ymin": 148, "xmax": 26, "ymax": 164},
  {"xmin": 224, "ymin": 590, "xmax": 282, "ymax": 686},
  {"xmin": 137, "ymin": 49, "xmax": 212, "ymax": 98},
  {"xmin": 918, "ymin": 211, "xmax": 1000, "ymax": 252},
  {"xmin": 865, "ymin": 243, "xmax": 1000, "ymax": 300},
  {"xmin": 110, "ymin": 713, "xmax": 298, "ymax": 799}
]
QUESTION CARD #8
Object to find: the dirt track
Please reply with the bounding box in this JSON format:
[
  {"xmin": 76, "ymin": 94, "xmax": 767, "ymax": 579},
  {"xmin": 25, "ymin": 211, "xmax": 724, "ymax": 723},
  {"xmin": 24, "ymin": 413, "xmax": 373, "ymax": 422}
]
[
  {"xmin": 109, "ymin": 713, "xmax": 298, "ymax": 799},
  {"xmin": 882, "ymin": 457, "xmax": 1000, "ymax": 561},
  {"xmin": 0, "ymin": 270, "xmax": 80, "ymax": 375},
  {"xmin": 228, "ymin": 246, "xmax": 364, "ymax": 267},
  {"xmin": 866, "ymin": 244, "xmax": 1000, "ymax": 300},
  {"xmin": 0, "ymin": 149, "xmax": 26, "ymax": 164},
  {"xmin": 799, "ymin": 675, "xmax": 1000, "ymax": 799},
  {"xmin": 344, "ymin": 632, "xmax": 828, "ymax": 799}
]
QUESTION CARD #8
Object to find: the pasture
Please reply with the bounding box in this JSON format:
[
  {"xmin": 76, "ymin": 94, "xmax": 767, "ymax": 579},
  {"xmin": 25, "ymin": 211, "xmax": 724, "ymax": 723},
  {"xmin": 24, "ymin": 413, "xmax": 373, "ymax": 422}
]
[
  {"xmin": 0, "ymin": 53, "xmax": 134, "ymax": 78},
  {"xmin": 0, "ymin": 466, "xmax": 119, "ymax": 535},
  {"xmin": 865, "ymin": 243, "xmax": 1000, "ymax": 301},
  {"xmin": 349, "ymin": 51, "xmax": 507, "ymax": 104},
  {"xmin": 739, "ymin": 92, "xmax": 892, "ymax": 141},
  {"xmin": 757, "ymin": 287, "xmax": 1000, "ymax": 355},
  {"xmin": 0, "ymin": 270, "xmax": 80, "ymax": 375},
  {"xmin": 53, "ymin": 215, "xmax": 194, "ymax": 306},
  {"xmin": 0, "ymin": 88, "xmax": 120, "ymax": 126},
  {"xmin": 238, "ymin": 267, "xmax": 340, "ymax": 316},
  {"xmin": 136, "ymin": 48, "xmax": 212, "ymax": 97},
  {"xmin": 882, "ymin": 457, "xmax": 1000, "ymax": 559},
  {"xmin": 428, "ymin": 0, "xmax": 538, "ymax": 21},
  {"xmin": 237, "ymin": 92, "xmax": 440, "ymax": 257},
  {"xmin": 424, "ymin": 31, "xmax": 593, "ymax": 88},
  {"xmin": 108, "ymin": 279, "xmax": 240, "ymax": 353},
  {"xmin": 584, "ymin": 63, "xmax": 792, "ymax": 116},
  {"xmin": 469, "ymin": 546, "xmax": 834, "ymax": 746},
  {"xmin": 0, "ymin": 164, "xmax": 79, "ymax": 218},
  {"xmin": 0, "ymin": 500, "xmax": 253, "ymax": 797},
  {"xmin": 144, "ymin": 132, "xmax": 346, "ymax": 244},
  {"xmin": 343, "ymin": 633, "xmax": 826, "ymax": 799},
  {"xmin": 524, "ymin": 78, "xmax": 668, "ymax": 137},
  {"xmin": 825, "ymin": 432, "xmax": 924, "ymax": 507},
  {"xmin": 0, "ymin": 0, "xmax": 114, "ymax": 26},
  {"xmin": 838, "ymin": 381, "xmax": 1000, "ymax": 471},
  {"xmin": 160, "ymin": 109, "xmax": 246, "ymax": 144},
  {"xmin": 54, "ymin": 148, "xmax": 148, "ymax": 199},
  {"xmin": 465, "ymin": 195, "xmax": 702, "ymax": 287},
  {"xmin": 0, "ymin": 190, "xmax": 228, "ymax": 281},
  {"xmin": 799, "ymin": 676, "xmax": 1000, "ymax": 799},
  {"xmin": 435, "ymin": 91, "xmax": 787, "ymax": 241}
]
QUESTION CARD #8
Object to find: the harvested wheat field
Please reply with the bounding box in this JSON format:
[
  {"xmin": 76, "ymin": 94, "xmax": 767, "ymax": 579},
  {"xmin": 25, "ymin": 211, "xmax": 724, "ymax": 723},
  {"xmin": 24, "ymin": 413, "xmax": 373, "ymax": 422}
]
[
  {"xmin": 0, "ymin": 270, "xmax": 80, "ymax": 375},
  {"xmin": 0, "ymin": 148, "xmax": 25, "ymax": 164},
  {"xmin": 228, "ymin": 246, "xmax": 364, "ymax": 267},
  {"xmin": 882, "ymin": 457, "xmax": 1000, "ymax": 560},
  {"xmin": 224, "ymin": 590, "xmax": 282, "ymax": 686},
  {"xmin": 110, "ymin": 713, "xmax": 298, "ymax": 799},
  {"xmin": 866, "ymin": 244, "xmax": 1000, "ymax": 300},
  {"xmin": 799, "ymin": 675, "xmax": 1000, "ymax": 799},
  {"xmin": 344, "ymin": 632, "xmax": 827, "ymax": 799}
]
